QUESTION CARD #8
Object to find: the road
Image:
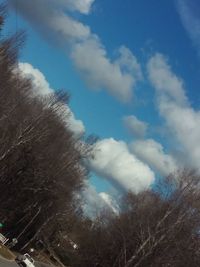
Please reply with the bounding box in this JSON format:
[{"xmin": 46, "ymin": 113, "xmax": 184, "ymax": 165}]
[
  {"xmin": 0, "ymin": 257, "xmax": 16, "ymax": 267},
  {"xmin": 0, "ymin": 257, "xmax": 51, "ymax": 267}
]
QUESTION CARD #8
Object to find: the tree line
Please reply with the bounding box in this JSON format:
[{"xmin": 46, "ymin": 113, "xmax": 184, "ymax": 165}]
[
  {"xmin": 0, "ymin": 3, "xmax": 88, "ymax": 253},
  {"xmin": 72, "ymin": 172, "xmax": 200, "ymax": 267}
]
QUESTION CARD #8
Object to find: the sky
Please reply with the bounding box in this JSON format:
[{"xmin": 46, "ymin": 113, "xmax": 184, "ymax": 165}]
[{"xmin": 2, "ymin": 0, "xmax": 200, "ymax": 213}]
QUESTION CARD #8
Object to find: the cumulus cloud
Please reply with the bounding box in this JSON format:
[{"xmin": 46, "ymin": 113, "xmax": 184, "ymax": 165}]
[
  {"xmin": 81, "ymin": 182, "xmax": 119, "ymax": 217},
  {"xmin": 67, "ymin": 110, "xmax": 85, "ymax": 138},
  {"xmin": 176, "ymin": 0, "xmax": 200, "ymax": 55},
  {"xmin": 8, "ymin": 0, "xmax": 141, "ymax": 102},
  {"xmin": 123, "ymin": 115, "xmax": 148, "ymax": 138},
  {"xmin": 19, "ymin": 63, "xmax": 53, "ymax": 96},
  {"xmin": 147, "ymin": 53, "xmax": 200, "ymax": 171},
  {"xmin": 88, "ymin": 138, "xmax": 155, "ymax": 193},
  {"xmin": 130, "ymin": 139, "xmax": 178, "ymax": 177},
  {"xmin": 18, "ymin": 62, "xmax": 85, "ymax": 137}
]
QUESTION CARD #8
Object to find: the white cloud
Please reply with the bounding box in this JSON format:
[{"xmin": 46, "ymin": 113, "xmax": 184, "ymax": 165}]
[
  {"xmin": 18, "ymin": 62, "xmax": 85, "ymax": 137},
  {"xmin": 130, "ymin": 139, "xmax": 178, "ymax": 177},
  {"xmin": 16, "ymin": 0, "xmax": 91, "ymax": 42},
  {"xmin": 99, "ymin": 192, "xmax": 119, "ymax": 214},
  {"xmin": 21, "ymin": 0, "xmax": 95, "ymax": 15},
  {"xmin": 18, "ymin": 63, "xmax": 53, "ymax": 96},
  {"xmin": 81, "ymin": 182, "xmax": 119, "ymax": 217},
  {"xmin": 67, "ymin": 110, "xmax": 85, "ymax": 138},
  {"xmin": 147, "ymin": 54, "xmax": 200, "ymax": 172},
  {"xmin": 8, "ymin": 1, "xmax": 91, "ymax": 44},
  {"xmin": 157, "ymin": 101, "xmax": 200, "ymax": 171},
  {"xmin": 59, "ymin": 105, "xmax": 85, "ymax": 138},
  {"xmin": 116, "ymin": 46, "xmax": 143, "ymax": 81},
  {"xmin": 123, "ymin": 115, "xmax": 148, "ymax": 138},
  {"xmin": 176, "ymin": 0, "xmax": 200, "ymax": 55},
  {"xmin": 71, "ymin": 41, "xmax": 141, "ymax": 102},
  {"xmin": 88, "ymin": 138, "xmax": 155, "ymax": 193},
  {"xmin": 147, "ymin": 53, "xmax": 188, "ymax": 106},
  {"xmin": 50, "ymin": 13, "xmax": 90, "ymax": 42},
  {"xmin": 8, "ymin": 0, "xmax": 142, "ymax": 102},
  {"xmin": 56, "ymin": 0, "xmax": 95, "ymax": 14}
]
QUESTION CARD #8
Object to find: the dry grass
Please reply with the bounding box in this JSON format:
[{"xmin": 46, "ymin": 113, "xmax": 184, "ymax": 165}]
[{"xmin": 0, "ymin": 244, "xmax": 15, "ymax": 260}]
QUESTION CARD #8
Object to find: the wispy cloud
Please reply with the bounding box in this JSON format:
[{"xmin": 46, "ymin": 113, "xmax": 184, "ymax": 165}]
[
  {"xmin": 147, "ymin": 53, "xmax": 200, "ymax": 172},
  {"xmin": 53, "ymin": 0, "xmax": 95, "ymax": 14},
  {"xmin": 123, "ymin": 115, "xmax": 148, "ymax": 138},
  {"xmin": 176, "ymin": 0, "xmax": 200, "ymax": 55},
  {"xmin": 8, "ymin": 0, "xmax": 142, "ymax": 102}
]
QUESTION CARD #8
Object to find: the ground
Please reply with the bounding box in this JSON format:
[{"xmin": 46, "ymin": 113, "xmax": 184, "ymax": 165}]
[
  {"xmin": 0, "ymin": 257, "xmax": 51, "ymax": 267},
  {"xmin": 0, "ymin": 244, "xmax": 15, "ymax": 260},
  {"xmin": 0, "ymin": 244, "xmax": 51, "ymax": 267}
]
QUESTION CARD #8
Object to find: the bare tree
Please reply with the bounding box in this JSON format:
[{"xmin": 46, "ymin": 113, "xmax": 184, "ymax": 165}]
[
  {"xmin": 0, "ymin": 6, "xmax": 88, "ymax": 254},
  {"xmin": 74, "ymin": 171, "xmax": 200, "ymax": 267}
]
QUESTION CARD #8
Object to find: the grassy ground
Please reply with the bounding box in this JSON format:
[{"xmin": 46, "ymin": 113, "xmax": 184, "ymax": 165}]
[{"xmin": 0, "ymin": 244, "xmax": 15, "ymax": 260}]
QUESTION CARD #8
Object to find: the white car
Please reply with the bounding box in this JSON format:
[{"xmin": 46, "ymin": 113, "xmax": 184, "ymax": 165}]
[{"xmin": 15, "ymin": 253, "xmax": 35, "ymax": 267}]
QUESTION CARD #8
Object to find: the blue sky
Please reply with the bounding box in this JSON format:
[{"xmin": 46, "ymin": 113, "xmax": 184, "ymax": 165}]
[{"xmin": 2, "ymin": 0, "xmax": 200, "ymax": 212}]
